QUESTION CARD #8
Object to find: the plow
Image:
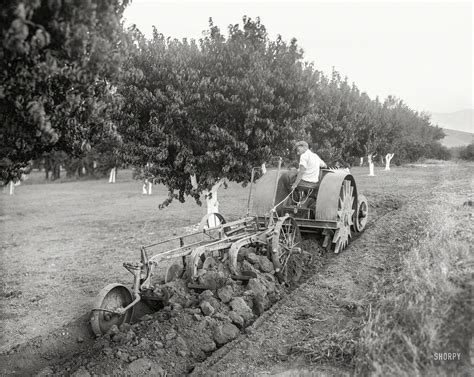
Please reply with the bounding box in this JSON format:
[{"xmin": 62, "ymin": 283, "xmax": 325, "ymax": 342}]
[{"xmin": 90, "ymin": 159, "xmax": 369, "ymax": 336}]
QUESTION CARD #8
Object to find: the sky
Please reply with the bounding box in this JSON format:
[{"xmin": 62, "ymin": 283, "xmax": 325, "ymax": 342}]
[{"xmin": 123, "ymin": 0, "xmax": 473, "ymax": 116}]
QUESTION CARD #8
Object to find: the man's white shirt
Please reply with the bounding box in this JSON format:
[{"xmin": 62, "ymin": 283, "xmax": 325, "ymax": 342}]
[{"xmin": 299, "ymin": 149, "xmax": 324, "ymax": 182}]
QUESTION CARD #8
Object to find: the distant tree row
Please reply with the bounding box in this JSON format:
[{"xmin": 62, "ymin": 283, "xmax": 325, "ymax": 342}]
[
  {"xmin": 1, "ymin": 3, "xmax": 450, "ymax": 203},
  {"xmin": 304, "ymin": 70, "xmax": 446, "ymax": 165},
  {"xmin": 451, "ymin": 144, "xmax": 474, "ymax": 161}
]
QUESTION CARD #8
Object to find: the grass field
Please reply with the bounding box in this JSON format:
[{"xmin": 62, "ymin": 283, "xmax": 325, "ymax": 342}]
[{"xmin": 0, "ymin": 163, "xmax": 472, "ymax": 376}]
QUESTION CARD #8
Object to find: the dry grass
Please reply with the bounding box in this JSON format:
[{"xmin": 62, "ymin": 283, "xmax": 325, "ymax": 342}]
[
  {"xmin": 288, "ymin": 190, "xmax": 472, "ymax": 375},
  {"xmin": 289, "ymin": 326, "xmax": 361, "ymax": 366},
  {"xmin": 355, "ymin": 193, "xmax": 473, "ymax": 376}
]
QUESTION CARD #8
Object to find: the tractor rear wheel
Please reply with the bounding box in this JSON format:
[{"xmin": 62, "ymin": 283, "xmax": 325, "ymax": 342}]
[
  {"xmin": 333, "ymin": 179, "xmax": 355, "ymax": 254},
  {"xmin": 271, "ymin": 216, "xmax": 302, "ymax": 284}
]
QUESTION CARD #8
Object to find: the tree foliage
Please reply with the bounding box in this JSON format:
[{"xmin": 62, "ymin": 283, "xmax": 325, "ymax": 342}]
[
  {"xmin": 0, "ymin": 0, "xmax": 129, "ymax": 182},
  {"xmin": 458, "ymin": 143, "xmax": 474, "ymax": 161},
  {"xmin": 305, "ymin": 70, "xmax": 445, "ymax": 164},
  {"xmin": 118, "ymin": 18, "xmax": 315, "ymax": 205},
  {"xmin": 2, "ymin": 5, "xmax": 450, "ymax": 199}
]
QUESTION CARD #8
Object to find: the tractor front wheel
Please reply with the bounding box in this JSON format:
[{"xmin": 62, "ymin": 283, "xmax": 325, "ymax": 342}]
[{"xmin": 271, "ymin": 216, "xmax": 302, "ymax": 285}]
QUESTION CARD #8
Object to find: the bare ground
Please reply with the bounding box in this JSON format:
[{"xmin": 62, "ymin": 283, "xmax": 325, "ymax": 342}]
[{"xmin": 0, "ymin": 164, "xmax": 471, "ymax": 376}]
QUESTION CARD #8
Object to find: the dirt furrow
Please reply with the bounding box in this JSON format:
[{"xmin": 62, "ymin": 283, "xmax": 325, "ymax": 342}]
[{"xmin": 191, "ymin": 195, "xmax": 425, "ymax": 376}]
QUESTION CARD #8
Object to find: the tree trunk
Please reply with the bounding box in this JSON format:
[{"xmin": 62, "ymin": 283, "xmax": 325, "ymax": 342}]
[
  {"xmin": 142, "ymin": 179, "xmax": 152, "ymax": 195},
  {"xmin": 205, "ymin": 179, "xmax": 226, "ymax": 227},
  {"xmin": 9, "ymin": 181, "xmax": 14, "ymax": 195},
  {"xmin": 109, "ymin": 167, "xmax": 116, "ymax": 183},
  {"xmin": 385, "ymin": 153, "xmax": 394, "ymax": 171},
  {"xmin": 190, "ymin": 174, "xmax": 198, "ymax": 189},
  {"xmin": 52, "ymin": 163, "xmax": 61, "ymax": 180},
  {"xmin": 359, "ymin": 157, "xmax": 364, "ymax": 167},
  {"xmin": 368, "ymin": 154, "xmax": 375, "ymax": 176}
]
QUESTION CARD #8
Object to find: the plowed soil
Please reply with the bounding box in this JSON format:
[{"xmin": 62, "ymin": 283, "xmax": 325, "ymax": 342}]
[{"xmin": 0, "ymin": 164, "xmax": 470, "ymax": 376}]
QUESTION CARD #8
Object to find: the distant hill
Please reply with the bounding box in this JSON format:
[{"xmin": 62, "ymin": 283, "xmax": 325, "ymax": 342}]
[
  {"xmin": 430, "ymin": 109, "xmax": 473, "ymax": 133},
  {"xmin": 440, "ymin": 128, "xmax": 473, "ymax": 148}
]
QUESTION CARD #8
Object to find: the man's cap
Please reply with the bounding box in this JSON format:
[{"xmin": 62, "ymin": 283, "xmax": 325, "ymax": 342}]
[{"xmin": 295, "ymin": 141, "xmax": 309, "ymax": 149}]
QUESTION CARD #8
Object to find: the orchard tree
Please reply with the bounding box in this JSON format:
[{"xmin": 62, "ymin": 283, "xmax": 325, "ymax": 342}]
[
  {"xmin": 0, "ymin": 0, "xmax": 129, "ymax": 183},
  {"xmin": 118, "ymin": 17, "xmax": 315, "ymax": 206}
]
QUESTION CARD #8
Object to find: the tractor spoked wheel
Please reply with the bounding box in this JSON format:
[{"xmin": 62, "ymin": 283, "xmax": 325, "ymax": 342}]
[
  {"xmin": 354, "ymin": 194, "xmax": 368, "ymax": 233},
  {"xmin": 90, "ymin": 283, "xmax": 134, "ymax": 337},
  {"xmin": 271, "ymin": 216, "xmax": 302, "ymax": 285},
  {"xmin": 333, "ymin": 179, "xmax": 355, "ymax": 254}
]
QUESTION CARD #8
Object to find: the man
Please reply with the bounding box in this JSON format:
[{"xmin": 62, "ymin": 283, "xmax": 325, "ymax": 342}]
[{"xmin": 291, "ymin": 141, "xmax": 327, "ymax": 190}]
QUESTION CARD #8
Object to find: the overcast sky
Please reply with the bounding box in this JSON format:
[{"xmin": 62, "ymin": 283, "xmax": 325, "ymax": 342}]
[{"xmin": 124, "ymin": 0, "xmax": 473, "ymax": 115}]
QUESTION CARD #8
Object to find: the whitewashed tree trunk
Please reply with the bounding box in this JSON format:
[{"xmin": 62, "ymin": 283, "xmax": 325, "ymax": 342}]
[
  {"xmin": 9, "ymin": 181, "xmax": 14, "ymax": 195},
  {"xmin": 359, "ymin": 157, "xmax": 364, "ymax": 167},
  {"xmin": 261, "ymin": 163, "xmax": 267, "ymax": 174},
  {"xmin": 385, "ymin": 153, "xmax": 394, "ymax": 171},
  {"xmin": 368, "ymin": 154, "xmax": 375, "ymax": 176},
  {"xmin": 205, "ymin": 178, "xmax": 226, "ymax": 227},
  {"xmin": 190, "ymin": 174, "xmax": 198, "ymax": 189},
  {"xmin": 142, "ymin": 163, "xmax": 153, "ymax": 195},
  {"xmin": 142, "ymin": 180, "xmax": 152, "ymax": 195},
  {"xmin": 108, "ymin": 167, "xmax": 116, "ymax": 183},
  {"xmin": 142, "ymin": 179, "xmax": 152, "ymax": 195}
]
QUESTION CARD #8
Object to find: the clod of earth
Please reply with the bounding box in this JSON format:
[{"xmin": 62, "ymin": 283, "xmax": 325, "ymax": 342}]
[
  {"xmin": 200, "ymin": 301, "xmax": 215, "ymax": 316},
  {"xmin": 246, "ymin": 252, "xmax": 260, "ymax": 265},
  {"xmin": 228, "ymin": 311, "xmax": 244, "ymax": 328},
  {"xmin": 257, "ymin": 256, "xmax": 275, "ymax": 273},
  {"xmin": 229, "ymin": 297, "xmax": 254, "ymax": 322},
  {"xmin": 217, "ymin": 285, "xmax": 234, "ymax": 303},
  {"xmin": 213, "ymin": 323, "xmax": 240, "ymax": 346}
]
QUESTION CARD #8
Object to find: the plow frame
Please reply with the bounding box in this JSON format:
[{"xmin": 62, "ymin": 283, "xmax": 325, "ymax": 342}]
[{"xmin": 91, "ymin": 157, "xmax": 367, "ymax": 336}]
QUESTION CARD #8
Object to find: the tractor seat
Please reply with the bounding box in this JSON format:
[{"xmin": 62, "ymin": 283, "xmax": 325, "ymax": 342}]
[{"xmin": 297, "ymin": 181, "xmax": 319, "ymax": 190}]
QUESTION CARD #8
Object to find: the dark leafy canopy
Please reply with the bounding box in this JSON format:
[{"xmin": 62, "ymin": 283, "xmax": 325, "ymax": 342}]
[
  {"xmin": 0, "ymin": 0, "xmax": 129, "ymax": 182},
  {"xmin": 118, "ymin": 17, "xmax": 315, "ymax": 205},
  {"xmin": 305, "ymin": 70, "xmax": 445, "ymax": 164}
]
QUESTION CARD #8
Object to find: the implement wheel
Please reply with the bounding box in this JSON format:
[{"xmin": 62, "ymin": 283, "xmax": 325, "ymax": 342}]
[
  {"xmin": 90, "ymin": 283, "xmax": 134, "ymax": 337},
  {"xmin": 198, "ymin": 213, "xmax": 226, "ymax": 230},
  {"xmin": 271, "ymin": 216, "xmax": 302, "ymax": 284},
  {"xmin": 333, "ymin": 179, "xmax": 355, "ymax": 254}
]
